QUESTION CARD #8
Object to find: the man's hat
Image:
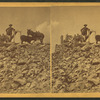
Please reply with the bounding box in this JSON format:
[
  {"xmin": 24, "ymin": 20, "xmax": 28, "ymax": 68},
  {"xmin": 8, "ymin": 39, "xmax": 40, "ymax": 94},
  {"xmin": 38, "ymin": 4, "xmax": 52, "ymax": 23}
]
[
  {"xmin": 9, "ymin": 24, "xmax": 13, "ymax": 26},
  {"xmin": 84, "ymin": 24, "xmax": 87, "ymax": 26}
]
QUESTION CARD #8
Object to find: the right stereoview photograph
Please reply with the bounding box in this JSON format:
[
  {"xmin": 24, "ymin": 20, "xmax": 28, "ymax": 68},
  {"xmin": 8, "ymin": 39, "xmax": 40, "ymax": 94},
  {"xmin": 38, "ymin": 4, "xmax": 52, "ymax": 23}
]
[{"xmin": 51, "ymin": 6, "xmax": 100, "ymax": 93}]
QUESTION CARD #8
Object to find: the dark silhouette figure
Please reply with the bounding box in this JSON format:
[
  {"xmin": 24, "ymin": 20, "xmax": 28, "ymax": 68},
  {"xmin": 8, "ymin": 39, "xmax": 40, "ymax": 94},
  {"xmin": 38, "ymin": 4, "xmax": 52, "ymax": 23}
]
[
  {"xmin": 81, "ymin": 24, "xmax": 90, "ymax": 42},
  {"xmin": 6, "ymin": 24, "xmax": 15, "ymax": 42}
]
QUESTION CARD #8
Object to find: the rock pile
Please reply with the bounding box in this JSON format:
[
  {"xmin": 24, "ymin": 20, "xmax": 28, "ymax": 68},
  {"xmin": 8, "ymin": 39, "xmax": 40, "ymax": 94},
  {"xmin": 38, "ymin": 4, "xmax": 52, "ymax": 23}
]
[
  {"xmin": 52, "ymin": 40, "xmax": 100, "ymax": 93},
  {"xmin": 0, "ymin": 42, "xmax": 50, "ymax": 93}
]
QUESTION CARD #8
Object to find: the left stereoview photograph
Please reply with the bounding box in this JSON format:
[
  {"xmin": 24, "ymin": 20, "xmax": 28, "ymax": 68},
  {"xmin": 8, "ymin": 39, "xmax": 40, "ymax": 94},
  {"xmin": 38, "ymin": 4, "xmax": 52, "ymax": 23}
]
[{"xmin": 0, "ymin": 7, "xmax": 50, "ymax": 93}]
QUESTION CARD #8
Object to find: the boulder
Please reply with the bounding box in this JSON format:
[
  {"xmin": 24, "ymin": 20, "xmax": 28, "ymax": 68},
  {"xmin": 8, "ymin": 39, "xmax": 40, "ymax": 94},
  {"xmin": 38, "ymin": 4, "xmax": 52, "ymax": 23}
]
[
  {"xmin": 88, "ymin": 77, "xmax": 100, "ymax": 86},
  {"xmin": 91, "ymin": 58, "xmax": 100, "ymax": 65},
  {"xmin": 13, "ymin": 78, "xmax": 26, "ymax": 86},
  {"xmin": 6, "ymin": 44, "xmax": 17, "ymax": 51},
  {"xmin": 81, "ymin": 44, "xmax": 92, "ymax": 51},
  {"xmin": 17, "ymin": 58, "xmax": 27, "ymax": 65}
]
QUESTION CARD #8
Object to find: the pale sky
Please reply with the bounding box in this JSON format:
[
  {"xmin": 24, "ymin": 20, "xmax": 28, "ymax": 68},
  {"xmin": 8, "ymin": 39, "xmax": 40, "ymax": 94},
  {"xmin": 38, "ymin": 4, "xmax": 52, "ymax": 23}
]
[
  {"xmin": 0, "ymin": 7, "xmax": 50, "ymax": 43},
  {"xmin": 51, "ymin": 6, "xmax": 100, "ymax": 52}
]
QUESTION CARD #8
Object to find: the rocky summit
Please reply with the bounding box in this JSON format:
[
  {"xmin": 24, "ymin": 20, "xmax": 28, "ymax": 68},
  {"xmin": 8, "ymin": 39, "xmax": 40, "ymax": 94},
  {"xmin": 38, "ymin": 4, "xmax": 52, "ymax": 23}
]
[
  {"xmin": 52, "ymin": 35, "xmax": 100, "ymax": 93},
  {"xmin": 0, "ymin": 42, "xmax": 50, "ymax": 93}
]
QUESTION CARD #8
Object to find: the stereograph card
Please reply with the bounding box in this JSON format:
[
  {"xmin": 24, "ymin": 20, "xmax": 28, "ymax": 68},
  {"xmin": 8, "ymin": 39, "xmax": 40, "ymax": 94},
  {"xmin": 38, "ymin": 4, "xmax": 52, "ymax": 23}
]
[{"xmin": 0, "ymin": 2, "xmax": 99, "ymax": 97}]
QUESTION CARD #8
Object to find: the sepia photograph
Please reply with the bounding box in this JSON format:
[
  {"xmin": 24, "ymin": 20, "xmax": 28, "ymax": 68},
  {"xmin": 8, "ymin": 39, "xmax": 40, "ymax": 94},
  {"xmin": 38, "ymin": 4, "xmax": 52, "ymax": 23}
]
[
  {"xmin": 1, "ymin": 2, "xmax": 100, "ymax": 98},
  {"xmin": 0, "ymin": 7, "xmax": 50, "ymax": 93},
  {"xmin": 51, "ymin": 6, "xmax": 100, "ymax": 93}
]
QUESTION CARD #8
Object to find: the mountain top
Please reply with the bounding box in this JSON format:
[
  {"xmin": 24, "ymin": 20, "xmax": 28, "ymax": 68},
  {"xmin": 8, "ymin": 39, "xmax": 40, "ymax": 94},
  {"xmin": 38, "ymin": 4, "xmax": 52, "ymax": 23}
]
[
  {"xmin": 52, "ymin": 34, "xmax": 100, "ymax": 93},
  {"xmin": 0, "ymin": 42, "xmax": 50, "ymax": 93}
]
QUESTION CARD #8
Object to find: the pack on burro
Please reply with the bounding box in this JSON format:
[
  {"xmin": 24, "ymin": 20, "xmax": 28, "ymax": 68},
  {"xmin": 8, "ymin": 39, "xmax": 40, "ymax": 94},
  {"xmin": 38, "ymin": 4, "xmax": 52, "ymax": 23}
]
[
  {"xmin": 52, "ymin": 34, "xmax": 100, "ymax": 93},
  {"xmin": 0, "ymin": 41, "xmax": 50, "ymax": 93}
]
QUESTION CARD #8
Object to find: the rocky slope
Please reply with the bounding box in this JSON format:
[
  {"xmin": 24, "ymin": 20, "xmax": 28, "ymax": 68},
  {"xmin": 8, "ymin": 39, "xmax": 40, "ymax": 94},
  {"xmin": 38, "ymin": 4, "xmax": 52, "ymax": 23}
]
[
  {"xmin": 52, "ymin": 40, "xmax": 100, "ymax": 93},
  {"xmin": 0, "ymin": 42, "xmax": 50, "ymax": 93}
]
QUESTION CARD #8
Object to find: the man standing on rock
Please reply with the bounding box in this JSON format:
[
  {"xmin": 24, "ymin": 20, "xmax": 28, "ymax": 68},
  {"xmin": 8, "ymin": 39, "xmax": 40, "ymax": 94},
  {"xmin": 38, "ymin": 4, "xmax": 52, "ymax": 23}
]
[
  {"xmin": 6, "ymin": 24, "xmax": 15, "ymax": 42},
  {"xmin": 81, "ymin": 24, "xmax": 90, "ymax": 42}
]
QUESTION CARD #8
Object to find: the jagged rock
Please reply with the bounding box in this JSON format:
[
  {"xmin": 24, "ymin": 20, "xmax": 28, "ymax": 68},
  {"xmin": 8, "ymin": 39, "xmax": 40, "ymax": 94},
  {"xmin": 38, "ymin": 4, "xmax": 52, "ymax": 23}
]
[
  {"xmin": 18, "ymin": 44, "xmax": 28, "ymax": 48},
  {"xmin": 17, "ymin": 58, "xmax": 27, "ymax": 65},
  {"xmin": 13, "ymin": 78, "xmax": 26, "ymax": 86},
  {"xmin": 11, "ymin": 82, "xmax": 20, "ymax": 89},
  {"xmin": 63, "ymin": 57, "xmax": 71, "ymax": 61},
  {"xmin": 92, "ymin": 58, "xmax": 100, "ymax": 65},
  {"xmin": 24, "ymin": 83, "xmax": 31, "ymax": 89},
  {"xmin": 53, "ymin": 37, "xmax": 100, "ymax": 93},
  {"xmin": 0, "ymin": 62, "xmax": 4, "ymax": 69},
  {"xmin": 0, "ymin": 43, "xmax": 50, "ymax": 93},
  {"xmin": 0, "ymin": 54, "xmax": 5, "ymax": 59},
  {"xmin": 6, "ymin": 44, "xmax": 17, "ymax": 51},
  {"xmin": 81, "ymin": 44, "xmax": 92, "ymax": 51},
  {"xmin": 30, "ymin": 81, "xmax": 37, "ymax": 89},
  {"xmin": 88, "ymin": 77, "xmax": 100, "ymax": 86},
  {"xmin": 33, "ymin": 59, "xmax": 41, "ymax": 63},
  {"xmin": 73, "ymin": 53, "xmax": 80, "ymax": 58}
]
